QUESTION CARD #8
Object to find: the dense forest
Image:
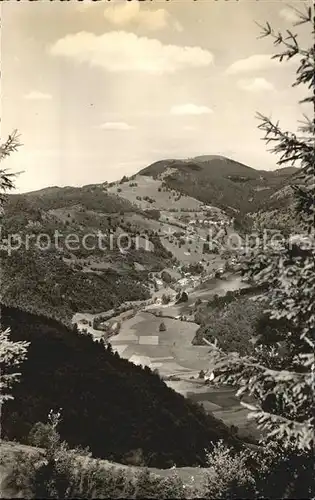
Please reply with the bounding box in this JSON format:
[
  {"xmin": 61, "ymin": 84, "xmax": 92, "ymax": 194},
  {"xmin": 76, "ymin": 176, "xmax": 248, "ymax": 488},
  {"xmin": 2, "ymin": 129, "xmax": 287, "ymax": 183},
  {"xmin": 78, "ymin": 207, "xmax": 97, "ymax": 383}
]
[
  {"xmin": 139, "ymin": 157, "xmax": 296, "ymax": 215},
  {"xmin": 1, "ymin": 249, "xmax": 151, "ymax": 325},
  {"xmin": 1, "ymin": 305, "xmax": 239, "ymax": 469},
  {"xmin": 8, "ymin": 185, "xmax": 136, "ymax": 214},
  {"xmin": 1, "ymin": 191, "xmax": 174, "ymax": 324}
]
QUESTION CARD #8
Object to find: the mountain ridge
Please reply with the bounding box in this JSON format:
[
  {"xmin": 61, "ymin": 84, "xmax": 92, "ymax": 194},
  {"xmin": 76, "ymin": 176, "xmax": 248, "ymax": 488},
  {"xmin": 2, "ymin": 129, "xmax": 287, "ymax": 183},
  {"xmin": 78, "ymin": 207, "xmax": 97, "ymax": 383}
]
[
  {"xmin": 14, "ymin": 155, "xmax": 298, "ymax": 198},
  {"xmin": 138, "ymin": 155, "xmax": 298, "ymax": 214}
]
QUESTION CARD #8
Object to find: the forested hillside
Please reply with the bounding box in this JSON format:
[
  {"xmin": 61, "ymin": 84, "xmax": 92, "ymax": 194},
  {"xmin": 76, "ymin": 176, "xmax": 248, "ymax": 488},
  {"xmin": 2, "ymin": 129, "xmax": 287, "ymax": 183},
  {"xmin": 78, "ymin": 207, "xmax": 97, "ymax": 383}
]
[
  {"xmin": 1, "ymin": 305, "xmax": 239, "ymax": 469},
  {"xmin": 139, "ymin": 156, "xmax": 297, "ymax": 214},
  {"xmin": 2, "ymin": 188, "xmax": 173, "ymax": 323},
  {"xmin": 1, "ymin": 249, "xmax": 151, "ymax": 324}
]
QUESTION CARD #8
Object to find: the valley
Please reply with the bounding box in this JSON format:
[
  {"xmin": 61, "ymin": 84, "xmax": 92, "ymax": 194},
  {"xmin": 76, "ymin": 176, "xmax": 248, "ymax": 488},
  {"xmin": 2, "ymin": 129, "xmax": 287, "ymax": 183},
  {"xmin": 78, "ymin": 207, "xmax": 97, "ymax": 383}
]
[
  {"xmin": 3, "ymin": 154, "xmax": 296, "ymax": 455},
  {"xmin": 2, "ymin": 151, "xmax": 310, "ymax": 497},
  {"xmin": 3, "ymin": 4, "xmax": 313, "ymax": 496},
  {"xmin": 73, "ymin": 271, "xmax": 258, "ymax": 441}
]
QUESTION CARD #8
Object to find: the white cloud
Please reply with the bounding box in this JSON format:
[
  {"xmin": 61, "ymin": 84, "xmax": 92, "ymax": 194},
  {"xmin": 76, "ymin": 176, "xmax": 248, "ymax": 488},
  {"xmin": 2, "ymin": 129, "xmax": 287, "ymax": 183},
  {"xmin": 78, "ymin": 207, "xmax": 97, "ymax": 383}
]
[
  {"xmin": 24, "ymin": 91, "xmax": 52, "ymax": 100},
  {"xmin": 104, "ymin": 2, "xmax": 167, "ymax": 31},
  {"xmin": 49, "ymin": 31, "xmax": 214, "ymax": 75},
  {"xmin": 103, "ymin": 1, "xmax": 182, "ymax": 32},
  {"xmin": 98, "ymin": 122, "xmax": 135, "ymax": 131},
  {"xmin": 279, "ymin": 7, "xmax": 300, "ymax": 23},
  {"xmin": 77, "ymin": 1, "xmax": 100, "ymax": 11},
  {"xmin": 237, "ymin": 78, "xmax": 275, "ymax": 92},
  {"xmin": 103, "ymin": 2, "xmax": 140, "ymax": 25},
  {"xmin": 226, "ymin": 54, "xmax": 282, "ymax": 75},
  {"xmin": 170, "ymin": 104, "xmax": 213, "ymax": 115}
]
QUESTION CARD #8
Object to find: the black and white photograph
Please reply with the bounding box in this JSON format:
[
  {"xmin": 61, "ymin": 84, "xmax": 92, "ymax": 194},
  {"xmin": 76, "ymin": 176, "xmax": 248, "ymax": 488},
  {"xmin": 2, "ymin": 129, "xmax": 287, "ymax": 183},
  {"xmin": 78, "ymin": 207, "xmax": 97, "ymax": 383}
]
[{"xmin": 0, "ymin": 0, "xmax": 314, "ymax": 498}]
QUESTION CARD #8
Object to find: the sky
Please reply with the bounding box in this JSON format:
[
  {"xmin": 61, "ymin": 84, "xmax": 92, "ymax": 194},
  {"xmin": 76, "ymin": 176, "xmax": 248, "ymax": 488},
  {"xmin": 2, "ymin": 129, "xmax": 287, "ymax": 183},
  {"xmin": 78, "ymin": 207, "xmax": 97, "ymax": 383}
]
[{"xmin": 2, "ymin": 0, "xmax": 312, "ymax": 193}]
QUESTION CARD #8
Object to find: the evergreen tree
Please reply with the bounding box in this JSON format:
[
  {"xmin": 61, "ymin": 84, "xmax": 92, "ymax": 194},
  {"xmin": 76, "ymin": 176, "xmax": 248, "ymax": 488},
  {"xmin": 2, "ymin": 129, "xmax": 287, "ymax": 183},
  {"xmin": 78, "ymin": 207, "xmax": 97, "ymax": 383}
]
[
  {"xmin": 209, "ymin": 7, "xmax": 314, "ymax": 452},
  {"xmin": 0, "ymin": 327, "xmax": 30, "ymax": 404},
  {"xmin": 0, "ymin": 130, "xmax": 21, "ymax": 205},
  {"xmin": 159, "ymin": 321, "xmax": 167, "ymax": 332},
  {"xmin": 0, "ymin": 130, "xmax": 29, "ymax": 405}
]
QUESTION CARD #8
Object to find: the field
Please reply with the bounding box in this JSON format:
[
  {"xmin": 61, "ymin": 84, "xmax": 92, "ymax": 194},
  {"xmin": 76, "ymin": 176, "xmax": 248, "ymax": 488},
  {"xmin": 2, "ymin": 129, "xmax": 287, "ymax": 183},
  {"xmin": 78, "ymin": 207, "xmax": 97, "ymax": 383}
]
[
  {"xmin": 106, "ymin": 175, "xmax": 204, "ymax": 211},
  {"xmin": 72, "ymin": 271, "xmax": 258, "ymax": 440},
  {"xmin": 109, "ymin": 311, "xmax": 210, "ymax": 375},
  {"xmin": 121, "ymin": 212, "xmax": 225, "ymax": 265},
  {"xmin": 165, "ymin": 379, "xmax": 259, "ymax": 439},
  {"xmin": 107, "ymin": 308, "xmax": 258, "ymax": 440},
  {"xmin": 106, "ymin": 174, "xmax": 232, "ymax": 265}
]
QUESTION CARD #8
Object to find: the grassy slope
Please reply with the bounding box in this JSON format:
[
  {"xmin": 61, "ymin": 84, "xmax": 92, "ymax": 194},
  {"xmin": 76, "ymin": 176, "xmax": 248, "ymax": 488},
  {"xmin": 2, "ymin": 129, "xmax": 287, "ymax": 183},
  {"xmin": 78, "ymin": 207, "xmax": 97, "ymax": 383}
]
[
  {"xmin": 106, "ymin": 175, "xmax": 229, "ymax": 265},
  {"xmin": 0, "ymin": 440, "xmax": 222, "ymax": 499}
]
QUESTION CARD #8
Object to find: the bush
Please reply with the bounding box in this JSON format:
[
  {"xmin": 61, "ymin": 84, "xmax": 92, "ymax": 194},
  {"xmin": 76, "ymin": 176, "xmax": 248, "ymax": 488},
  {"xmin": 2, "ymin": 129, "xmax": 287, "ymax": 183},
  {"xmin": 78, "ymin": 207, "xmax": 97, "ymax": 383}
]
[
  {"xmin": 202, "ymin": 441, "xmax": 255, "ymax": 499},
  {"xmin": 175, "ymin": 292, "xmax": 188, "ymax": 304},
  {"xmin": 134, "ymin": 469, "xmax": 162, "ymax": 499},
  {"xmin": 5, "ymin": 441, "xmax": 192, "ymax": 499},
  {"xmin": 195, "ymin": 298, "xmax": 202, "ymax": 308},
  {"xmin": 161, "ymin": 271, "xmax": 172, "ymax": 284},
  {"xmin": 182, "ymin": 263, "xmax": 203, "ymax": 275},
  {"xmin": 202, "ymin": 243, "xmax": 210, "ymax": 254},
  {"xmin": 161, "ymin": 294, "xmax": 171, "ymax": 305},
  {"xmin": 159, "ymin": 322, "xmax": 166, "ymax": 332},
  {"xmin": 5, "ymin": 412, "xmax": 139, "ymax": 499},
  {"xmin": 28, "ymin": 422, "xmax": 59, "ymax": 449},
  {"xmin": 155, "ymin": 472, "xmax": 186, "ymax": 499}
]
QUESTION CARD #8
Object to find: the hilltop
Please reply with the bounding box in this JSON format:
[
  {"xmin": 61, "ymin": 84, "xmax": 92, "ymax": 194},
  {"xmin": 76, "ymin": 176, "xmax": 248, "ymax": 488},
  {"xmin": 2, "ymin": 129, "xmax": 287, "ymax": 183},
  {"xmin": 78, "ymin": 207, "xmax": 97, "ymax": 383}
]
[{"xmin": 138, "ymin": 155, "xmax": 298, "ymax": 215}]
